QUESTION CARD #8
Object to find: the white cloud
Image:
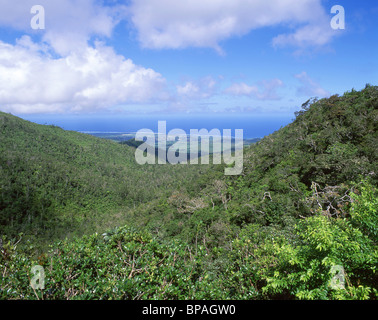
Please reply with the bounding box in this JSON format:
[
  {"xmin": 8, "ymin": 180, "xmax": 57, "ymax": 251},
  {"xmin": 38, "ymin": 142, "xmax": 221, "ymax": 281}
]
[
  {"xmin": 0, "ymin": 1, "xmax": 335, "ymax": 115},
  {"xmin": 294, "ymin": 72, "xmax": 330, "ymax": 97},
  {"xmin": 0, "ymin": 0, "xmax": 125, "ymax": 55},
  {"xmin": 129, "ymin": 0, "xmax": 335, "ymax": 53},
  {"xmin": 177, "ymin": 82, "xmax": 202, "ymax": 97},
  {"xmin": 272, "ymin": 17, "xmax": 337, "ymax": 49},
  {"xmin": 0, "ymin": 1, "xmax": 171, "ymax": 114},
  {"xmin": 224, "ymin": 83, "xmax": 258, "ymax": 97},
  {"xmin": 176, "ymin": 76, "xmax": 217, "ymax": 99},
  {"xmin": 224, "ymin": 78, "xmax": 284, "ymax": 100},
  {"xmin": 0, "ymin": 37, "xmax": 168, "ymax": 114}
]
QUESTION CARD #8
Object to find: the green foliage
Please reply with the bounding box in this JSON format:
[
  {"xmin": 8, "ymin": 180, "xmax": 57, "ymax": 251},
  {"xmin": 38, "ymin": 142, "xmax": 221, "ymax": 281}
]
[
  {"xmin": 0, "ymin": 86, "xmax": 377, "ymax": 300},
  {"xmin": 350, "ymin": 180, "xmax": 378, "ymax": 239},
  {"xmin": 1, "ymin": 227, "xmax": 230, "ymax": 300},
  {"xmin": 255, "ymin": 183, "xmax": 377, "ymax": 300},
  {"xmin": 1, "ymin": 181, "xmax": 377, "ymax": 300},
  {"xmin": 0, "ymin": 111, "xmax": 210, "ymax": 244}
]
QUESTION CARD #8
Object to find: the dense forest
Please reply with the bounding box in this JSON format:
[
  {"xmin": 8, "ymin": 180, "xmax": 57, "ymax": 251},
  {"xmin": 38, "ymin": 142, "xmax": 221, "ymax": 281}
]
[{"xmin": 0, "ymin": 85, "xmax": 377, "ymax": 300}]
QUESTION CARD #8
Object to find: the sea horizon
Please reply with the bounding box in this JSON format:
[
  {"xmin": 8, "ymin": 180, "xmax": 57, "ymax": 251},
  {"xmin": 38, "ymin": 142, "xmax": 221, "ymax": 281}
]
[{"xmin": 16, "ymin": 113, "xmax": 294, "ymax": 140}]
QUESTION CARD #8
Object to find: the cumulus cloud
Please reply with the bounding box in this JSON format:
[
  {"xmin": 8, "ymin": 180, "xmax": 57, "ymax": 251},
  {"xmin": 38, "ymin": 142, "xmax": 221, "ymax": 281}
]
[
  {"xmin": 129, "ymin": 0, "xmax": 335, "ymax": 53},
  {"xmin": 272, "ymin": 16, "xmax": 337, "ymax": 50},
  {"xmin": 0, "ymin": 0, "xmax": 125, "ymax": 55},
  {"xmin": 224, "ymin": 78, "xmax": 284, "ymax": 100},
  {"xmin": 0, "ymin": 37, "xmax": 168, "ymax": 114},
  {"xmin": 0, "ymin": 1, "xmax": 335, "ymax": 114},
  {"xmin": 0, "ymin": 1, "xmax": 171, "ymax": 114},
  {"xmin": 176, "ymin": 76, "xmax": 217, "ymax": 99},
  {"xmin": 294, "ymin": 72, "xmax": 330, "ymax": 98}
]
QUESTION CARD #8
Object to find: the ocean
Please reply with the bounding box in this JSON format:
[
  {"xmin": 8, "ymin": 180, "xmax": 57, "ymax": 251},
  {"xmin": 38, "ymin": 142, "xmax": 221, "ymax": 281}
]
[{"xmin": 18, "ymin": 113, "xmax": 294, "ymax": 139}]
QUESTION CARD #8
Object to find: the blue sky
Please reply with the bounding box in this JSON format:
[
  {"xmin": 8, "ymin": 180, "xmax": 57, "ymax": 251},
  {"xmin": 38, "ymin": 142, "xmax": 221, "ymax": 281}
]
[{"xmin": 0, "ymin": 0, "xmax": 377, "ymax": 120}]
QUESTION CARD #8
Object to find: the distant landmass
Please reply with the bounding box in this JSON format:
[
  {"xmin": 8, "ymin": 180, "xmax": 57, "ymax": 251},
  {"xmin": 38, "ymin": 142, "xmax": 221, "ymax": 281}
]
[{"xmin": 82, "ymin": 132, "xmax": 261, "ymax": 161}]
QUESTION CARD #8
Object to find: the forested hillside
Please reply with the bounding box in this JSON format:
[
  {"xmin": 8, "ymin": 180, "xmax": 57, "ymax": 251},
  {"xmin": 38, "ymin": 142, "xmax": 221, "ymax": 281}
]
[
  {"xmin": 1, "ymin": 85, "xmax": 377, "ymax": 300},
  {"xmin": 0, "ymin": 113, "xmax": 212, "ymax": 242}
]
